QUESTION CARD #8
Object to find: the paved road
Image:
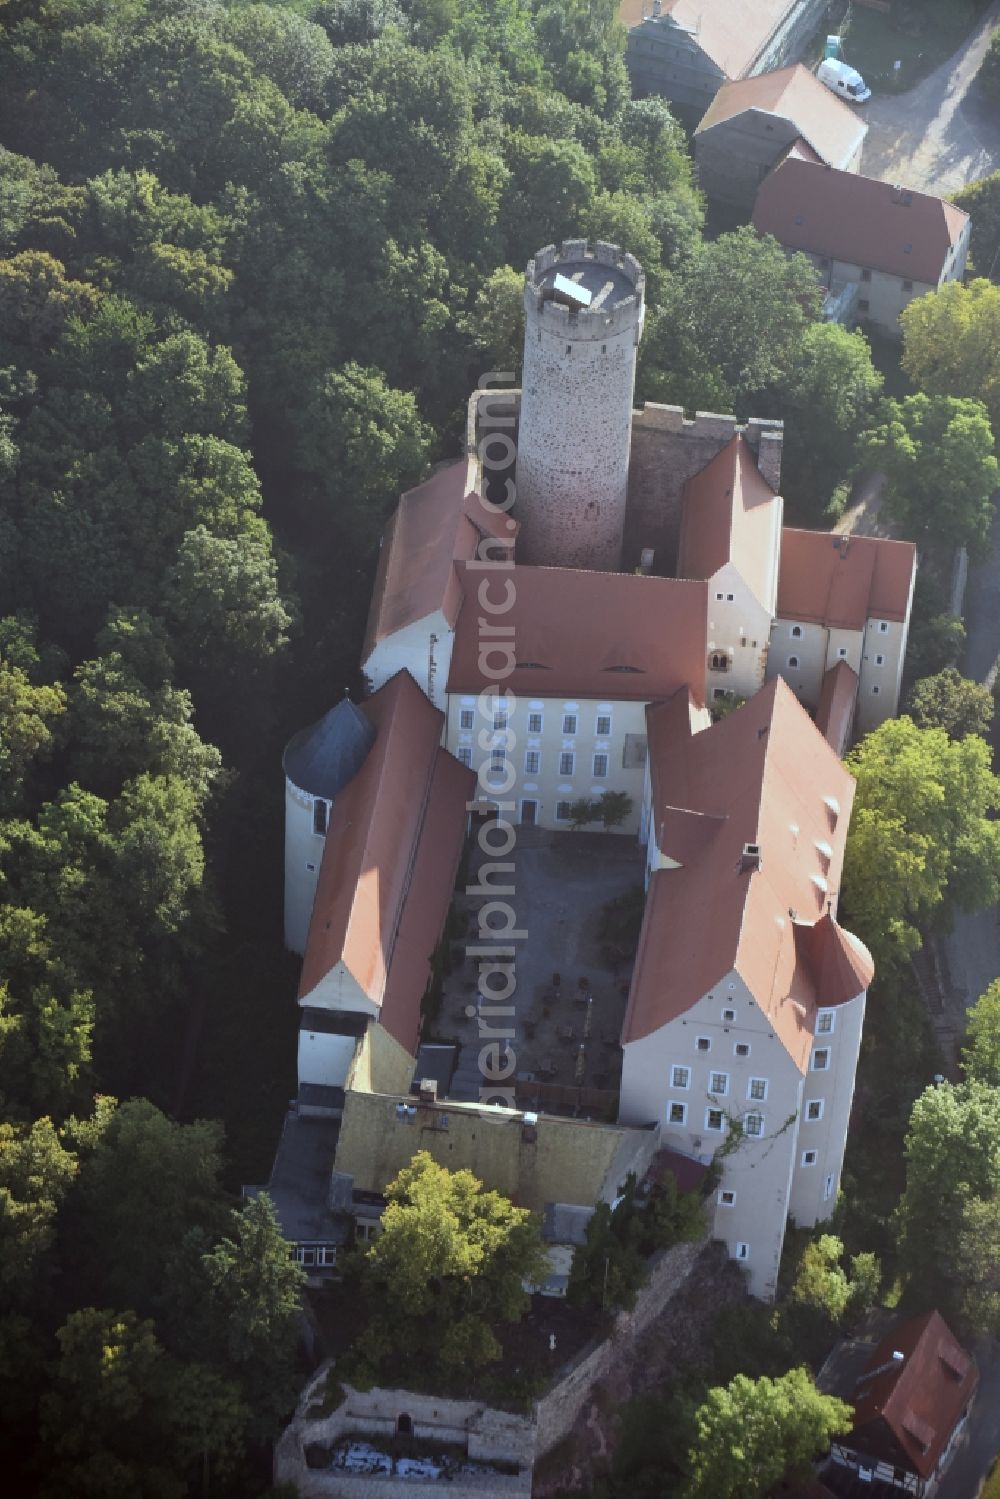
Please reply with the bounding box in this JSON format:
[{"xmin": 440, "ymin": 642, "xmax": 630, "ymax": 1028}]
[
  {"xmin": 941, "ymin": 1336, "xmax": 1000, "ymax": 1499},
  {"xmin": 861, "ymin": 2, "xmax": 1000, "ymax": 195},
  {"xmin": 942, "ymin": 508, "xmax": 1000, "ymax": 1026}
]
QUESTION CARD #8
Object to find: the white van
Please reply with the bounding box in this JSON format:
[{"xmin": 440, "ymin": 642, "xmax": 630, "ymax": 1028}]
[{"xmin": 817, "ymin": 57, "xmax": 871, "ymax": 104}]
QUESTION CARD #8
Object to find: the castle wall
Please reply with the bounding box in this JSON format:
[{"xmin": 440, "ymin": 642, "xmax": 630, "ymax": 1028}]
[{"xmin": 624, "ymin": 406, "xmax": 783, "ymax": 575}]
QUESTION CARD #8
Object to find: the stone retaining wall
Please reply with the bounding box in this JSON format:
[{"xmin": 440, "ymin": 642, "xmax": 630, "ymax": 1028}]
[{"xmin": 276, "ymin": 1234, "xmax": 707, "ymax": 1496}]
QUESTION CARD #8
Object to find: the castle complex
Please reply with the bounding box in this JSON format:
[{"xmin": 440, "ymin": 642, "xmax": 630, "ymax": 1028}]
[{"xmin": 266, "ymin": 241, "xmax": 917, "ymax": 1304}]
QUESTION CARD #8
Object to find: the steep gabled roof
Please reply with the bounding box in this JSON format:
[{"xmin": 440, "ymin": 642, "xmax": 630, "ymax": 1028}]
[
  {"xmin": 282, "ymin": 697, "xmax": 376, "ymax": 799},
  {"xmin": 695, "ymin": 64, "xmax": 867, "ymax": 168},
  {"xmin": 299, "ymin": 671, "xmax": 474, "ymax": 1055},
  {"xmin": 447, "ymin": 566, "xmax": 708, "ymax": 704},
  {"xmin": 815, "ymin": 659, "xmax": 858, "ymax": 755},
  {"xmin": 625, "ymin": 679, "xmax": 866, "ymax": 1067},
  {"xmin": 753, "ymin": 157, "xmax": 969, "ymax": 284},
  {"xmin": 677, "ymin": 434, "xmax": 781, "ymax": 609},
  {"xmin": 619, "ymin": 0, "xmax": 802, "ymax": 80},
  {"xmin": 362, "ymin": 460, "xmax": 515, "ymax": 661},
  {"xmin": 851, "ymin": 1312, "xmax": 978, "ymax": 1479},
  {"xmin": 777, "ymin": 529, "xmax": 916, "ymax": 632}
]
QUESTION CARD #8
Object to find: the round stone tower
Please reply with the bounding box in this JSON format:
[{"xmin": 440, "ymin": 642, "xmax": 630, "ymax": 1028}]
[{"xmin": 516, "ymin": 239, "xmax": 645, "ymax": 572}]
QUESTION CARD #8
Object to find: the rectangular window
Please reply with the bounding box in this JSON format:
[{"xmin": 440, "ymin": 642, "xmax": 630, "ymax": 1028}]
[
  {"xmin": 902, "ymin": 279, "xmax": 913, "ymax": 292},
  {"xmin": 313, "ymin": 799, "xmax": 328, "ymax": 837},
  {"xmin": 875, "ymin": 653, "xmax": 885, "ymax": 666},
  {"xmin": 490, "ymin": 748, "xmax": 505, "ymax": 773},
  {"xmin": 748, "ymin": 1078, "xmax": 768, "ymax": 1102},
  {"xmin": 872, "ymin": 685, "xmax": 880, "ymax": 696},
  {"xmin": 878, "ymin": 621, "xmax": 889, "ymax": 633},
  {"xmin": 744, "ymin": 1112, "xmax": 764, "ymax": 1137},
  {"xmin": 824, "ymin": 1173, "xmax": 835, "ymax": 1201},
  {"xmin": 726, "ymin": 593, "xmax": 734, "ymax": 602},
  {"xmin": 556, "ymin": 801, "xmax": 572, "ymax": 821},
  {"xmin": 524, "ymin": 750, "xmax": 540, "ymax": 774},
  {"xmin": 858, "ymin": 298, "xmax": 870, "ymax": 312},
  {"xmin": 801, "ymin": 1150, "xmax": 818, "ymax": 1167},
  {"xmin": 593, "ymin": 752, "xmax": 609, "ymax": 778},
  {"xmin": 596, "ymin": 714, "xmax": 612, "ymax": 736},
  {"xmin": 722, "ymin": 1007, "xmax": 736, "ymax": 1022},
  {"xmin": 709, "ymin": 1071, "xmax": 729, "ymax": 1096},
  {"xmin": 559, "ymin": 751, "xmax": 575, "ymax": 776},
  {"xmin": 671, "ymin": 1065, "xmax": 690, "ymax": 1089},
  {"xmin": 734, "ymin": 1042, "xmax": 750, "ymax": 1058},
  {"xmin": 295, "ymin": 1246, "xmax": 317, "ymax": 1266},
  {"xmin": 696, "ymin": 1037, "xmax": 711, "ymax": 1053},
  {"xmin": 493, "ymin": 706, "xmax": 508, "ymax": 730},
  {"xmin": 706, "ymin": 1108, "xmax": 725, "ymax": 1132},
  {"xmin": 459, "ymin": 708, "xmax": 475, "ymax": 730},
  {"xmin": 805, "ymin": 1099, "xmax": 824, "ymax": 1122},
  {"xmin": 817, "ymin": 1010, "xmax": 835, "ymax": 1035},
  {"xmin": 718, "ymin": 1189, "xmax": 736, "ymax": 1207},
  {"xmin": 735, "ymin": 1241, "xmax": 750, "ymax": 1261},
  {"xmin": 562, "ymin": 713, "xmax": 577, "ymax": 735},
  {"xmin": 528, "ymin": 711, "xmax": 543, "ymax": 734},
  {"xmin": 668, "ymin": 1101, "xmax": 687, "ymax": 1126},
  {"xmin": 456, "ymin": 746, "xmax": 472, "ymax": 767},
  {"xmin": 813, "ymin": 1048, "xmax": 830, "ymax": 1071},
  {"xmin": 837, "ymin": 646, "xmax": 848, "ymax": 658},
  {"xmin": 622, "ymin": 734, "xmax": 648, "ymax": 769},
  {"xmin": 716, "ymin": 591, "xmax": 724, "ymax": 601}
]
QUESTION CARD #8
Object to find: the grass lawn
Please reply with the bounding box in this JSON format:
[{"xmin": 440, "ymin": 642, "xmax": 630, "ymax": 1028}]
[{"xmin": 842, "ymin": 1, "xmax": 984, "ymax": 94}]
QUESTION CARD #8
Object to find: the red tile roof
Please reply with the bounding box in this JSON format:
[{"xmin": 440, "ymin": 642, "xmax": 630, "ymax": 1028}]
[
  {"xmin": 299, "ymin": 671, "xmax": 474, "ymax": 1055},
  {"xmin": 850, "ymin": 1312, "xmax": 978, "ymax": 1479},
  {"xmin": 753, "ymin": 157, "xmax": 969, "ymax": 284},
  {"xmin": 815, "ymin": 660, "xmax": 858, "ymax": 755},
  {"xmin": 362, "ymin": 460, "xmax": 515, "ymax": 662},
  {"xmin": 447, "ymin": 566, "xmax": 708, "ymax": 704},
  {"xmin": 777, "ymin": 529, "xmax": 916, "ymax": 632},
  {"xmin": 625, "ymin": 679, "xmax": 866, "ymax": 1067},
  {"xmin": 677, "ymin": 434, "xmax": 781, "ymax": 608},
  {"xmin": 695, "ymin": 65, "xmax": 867, "ymax": 168},
  {"xmin": 619, "ymin": 0, "xmax": 803, "ymax": 80}
]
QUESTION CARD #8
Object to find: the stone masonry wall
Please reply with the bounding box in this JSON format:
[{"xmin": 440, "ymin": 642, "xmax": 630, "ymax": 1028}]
[
  {"xmin": 625, "ymin": 404, "xmax": 783, "ymax": 574},
  {"xmin": 276, "ymin": 1235, "xmax": 707, "ymax": 1497},
  {"xmin": 516, "ymin": 241, "xmax": 644, "ymax": 573},
  {"xmin": 533, "ymin": 1234, "xmax": 706, "ymax": 1455}
]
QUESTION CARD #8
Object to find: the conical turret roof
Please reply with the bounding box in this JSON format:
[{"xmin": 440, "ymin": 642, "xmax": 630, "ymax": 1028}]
[{"xmin": 283, "ymin": 698, "xmax": 376, "ymax": 800}]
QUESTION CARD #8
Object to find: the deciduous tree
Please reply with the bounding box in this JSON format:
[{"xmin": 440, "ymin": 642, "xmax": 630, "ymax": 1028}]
[
  {"xmin": 906, "ymin": 667, "xmax": 994, "ymax": 740},
  {"xmin": 361, "ymin": 1151, "xmax": 546, "ymax": 1376},
  {"xmin": 861, "ymin": 393, "xmax": 997, "ymax": 556},
  {"xmin": 683, "ymin": 1368, "xmax": 852, "ymax": 1499},
  {"xmin": 896, "ymin": 1081, "xmax": 1000, "ymax": 1307},
  {"xmin": 961, "ymin": 977, "xmax": 1000, "ymax": 1086},
  {"xmin": 900, "ymin": 278, "xmax": 1000, "ymax": 434},
  {"xmin": 843, "ymin": 718, "xmax": 1000, "ymax": 973}
]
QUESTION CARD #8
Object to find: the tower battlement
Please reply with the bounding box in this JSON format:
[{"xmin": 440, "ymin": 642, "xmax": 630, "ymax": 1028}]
[{"xmin": 525, "ymin": 240, "xmax": 645, "ymax": 341}]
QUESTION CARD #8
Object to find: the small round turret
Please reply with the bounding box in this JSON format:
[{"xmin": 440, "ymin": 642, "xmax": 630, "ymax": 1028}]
[{"xmin": 516, "ymin": 239, "xmax": 645, "ymax": 571}]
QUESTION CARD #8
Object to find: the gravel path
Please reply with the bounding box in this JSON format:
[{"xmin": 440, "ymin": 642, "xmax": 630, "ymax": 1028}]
[{"xmin": 860, "ymin": 2, "xmax": 1000, "ymax": 195}]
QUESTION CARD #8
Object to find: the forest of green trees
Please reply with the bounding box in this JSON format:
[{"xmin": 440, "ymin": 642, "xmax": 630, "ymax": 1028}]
[{"xmin": 3, "ymin": 0, "xmax": 1000, "ymax": 1494}]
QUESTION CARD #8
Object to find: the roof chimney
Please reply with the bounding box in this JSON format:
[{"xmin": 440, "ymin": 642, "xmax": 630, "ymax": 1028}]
[
  {"xmin": 418, "ymin": 1078, "xmax": 438, "ymax": 1104},
  {"xmin": 739, "ymin": 843, "xmax": 762, "ymax": 874}
]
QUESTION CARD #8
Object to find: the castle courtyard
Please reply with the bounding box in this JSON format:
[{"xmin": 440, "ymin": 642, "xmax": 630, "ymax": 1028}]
[{"xmin": 441, "ymin": 828, "xmax": 645, "ymax": 1111}]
